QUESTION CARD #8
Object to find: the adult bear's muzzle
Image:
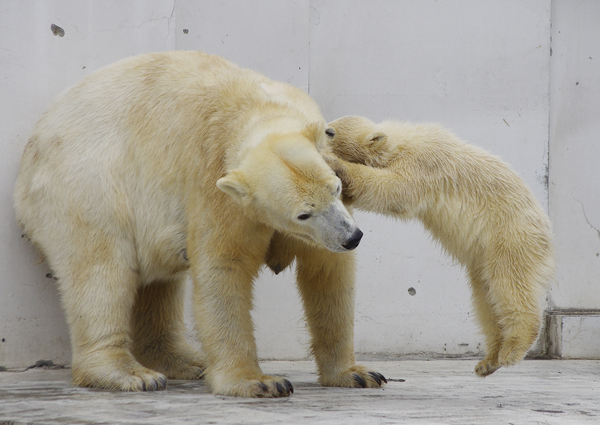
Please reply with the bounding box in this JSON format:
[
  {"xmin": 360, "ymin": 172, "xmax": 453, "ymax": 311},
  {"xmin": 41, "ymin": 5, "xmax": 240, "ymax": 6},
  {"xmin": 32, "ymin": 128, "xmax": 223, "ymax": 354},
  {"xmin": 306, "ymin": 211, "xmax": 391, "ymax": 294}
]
[{"xmin": 342, "ymin": 228, "xmax": 363, "ymax": 251}]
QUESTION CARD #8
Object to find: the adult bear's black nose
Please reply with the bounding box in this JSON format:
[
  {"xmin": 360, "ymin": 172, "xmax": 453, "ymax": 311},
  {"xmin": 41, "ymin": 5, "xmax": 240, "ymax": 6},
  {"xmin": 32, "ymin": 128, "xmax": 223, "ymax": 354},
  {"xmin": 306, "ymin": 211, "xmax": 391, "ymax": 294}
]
[{"xmin": 342, "ymin": 229, "xmax": 363, "ymax": 250}]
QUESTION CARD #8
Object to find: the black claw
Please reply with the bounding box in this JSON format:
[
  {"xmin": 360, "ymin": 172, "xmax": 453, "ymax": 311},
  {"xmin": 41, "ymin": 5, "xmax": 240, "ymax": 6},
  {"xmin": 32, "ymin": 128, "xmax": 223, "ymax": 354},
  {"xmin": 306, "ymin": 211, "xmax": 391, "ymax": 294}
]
[
  {"xmin": 353, "ymin": 374, "xmax": 367, "ymax": 388},
  {"xmin": 276, "ymin": 382, "xmax": 285, "ymax": 395},
  {"xmin": 158, "ymin": 376, "xmax": 168, "ymax": 389},
  {"xmin": 378, "ymin": 373, "xmax": 388, "ymax": 384},
  {"xmin": 141, "ymin": 381, "xmax": 147, "ymax": 391},
  {"xmin": 284, "ymin": 379, "xmax": 294, "ymax": 394},
  {"xmin": 259, "ymin": 382, "xmax": 269, "ymax": 393},
  {"xmin": 368, "ymin": 372, "xmax": 382, "ymax": 386}
]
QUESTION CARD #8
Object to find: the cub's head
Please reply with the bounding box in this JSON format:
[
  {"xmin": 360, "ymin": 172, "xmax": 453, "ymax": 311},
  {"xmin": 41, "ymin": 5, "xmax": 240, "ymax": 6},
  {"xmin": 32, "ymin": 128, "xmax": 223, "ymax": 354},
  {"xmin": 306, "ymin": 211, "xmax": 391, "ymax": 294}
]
[
  {"xmin": 217, "ymin": 126, "xmax": 362, "ymax": 253},
  {"xmin": 326, "ymin": 116, "xmax": 390, "ymax": 167}
]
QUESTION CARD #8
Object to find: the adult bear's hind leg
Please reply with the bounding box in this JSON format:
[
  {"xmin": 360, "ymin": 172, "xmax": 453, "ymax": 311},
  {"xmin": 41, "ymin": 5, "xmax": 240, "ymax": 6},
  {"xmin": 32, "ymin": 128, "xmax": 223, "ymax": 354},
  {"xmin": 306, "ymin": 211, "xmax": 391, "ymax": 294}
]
[
  {"xmin": 131, "ymin": 277, "xmax": 205, "ymax": 380},
  {"xmin": 58, "ymin": 252, "xmax": 167, "ymax": 391}
]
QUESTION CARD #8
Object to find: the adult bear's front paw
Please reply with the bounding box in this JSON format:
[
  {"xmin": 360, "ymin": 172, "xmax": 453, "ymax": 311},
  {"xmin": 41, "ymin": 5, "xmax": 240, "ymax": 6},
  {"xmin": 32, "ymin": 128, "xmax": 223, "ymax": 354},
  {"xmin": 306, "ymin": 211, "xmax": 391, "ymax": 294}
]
[
  {"xmin": 211, "ymin": 374, "xmax": 294, "ymax": 398},
  {"xmin": 320, "ymin": 365, "xmax": 387, "ymax": 388}
]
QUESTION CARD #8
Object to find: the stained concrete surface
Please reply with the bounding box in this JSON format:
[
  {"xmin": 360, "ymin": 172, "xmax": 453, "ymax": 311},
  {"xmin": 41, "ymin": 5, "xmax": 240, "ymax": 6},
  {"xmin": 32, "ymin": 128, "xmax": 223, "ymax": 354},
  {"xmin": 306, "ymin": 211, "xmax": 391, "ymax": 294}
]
[{"xmin": 0, "ymin": 359, "xmax": 598, "ymax": 424}]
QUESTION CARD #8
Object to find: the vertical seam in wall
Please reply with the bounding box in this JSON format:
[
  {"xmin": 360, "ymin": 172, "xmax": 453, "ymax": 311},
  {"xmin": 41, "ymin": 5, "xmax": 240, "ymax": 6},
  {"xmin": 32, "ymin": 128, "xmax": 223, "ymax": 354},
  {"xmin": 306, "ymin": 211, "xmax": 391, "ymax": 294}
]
[
  {"xmin": 545, "ymin": 0, "xmax": 556, "ymax": 312},
  {"xmin": 307, "ymin": 0, "xmax": 312, "ymax": 94},
  {"xmin": 172, "ymin": 0, "xmax": 178, "ymax": 50},
  {"xmin": 547, "ymin": 0, "xmax": 553, "ymax": 215}
]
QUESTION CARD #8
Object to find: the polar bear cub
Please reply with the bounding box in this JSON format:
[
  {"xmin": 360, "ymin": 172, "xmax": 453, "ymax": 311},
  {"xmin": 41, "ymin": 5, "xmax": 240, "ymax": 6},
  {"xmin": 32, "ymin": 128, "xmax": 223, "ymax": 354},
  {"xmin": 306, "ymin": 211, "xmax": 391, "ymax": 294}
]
[
  {"xmin": 13, "ymin": 52, "xmax": 385, "ymax": 396},
  {"xmin": 325, "ymin": 115, "xmax": 555, "ymax": 377}
]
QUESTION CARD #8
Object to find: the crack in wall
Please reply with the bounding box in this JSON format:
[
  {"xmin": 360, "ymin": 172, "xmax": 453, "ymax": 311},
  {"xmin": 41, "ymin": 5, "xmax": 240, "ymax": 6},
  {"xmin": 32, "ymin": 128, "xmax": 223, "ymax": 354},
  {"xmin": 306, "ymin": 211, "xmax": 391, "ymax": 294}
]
[{"xmin": 574, "ymin": 197, "xmax": 600, "ymax": 239}]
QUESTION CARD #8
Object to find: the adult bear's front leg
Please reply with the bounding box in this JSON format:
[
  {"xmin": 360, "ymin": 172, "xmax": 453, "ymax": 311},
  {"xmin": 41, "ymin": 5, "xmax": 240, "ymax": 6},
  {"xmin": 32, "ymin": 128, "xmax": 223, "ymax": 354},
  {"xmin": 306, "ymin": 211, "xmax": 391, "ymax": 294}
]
[
  {"xmin": 188, "ymin": 221, "xmax": 293, "ymax": 397},
  {"xmin": 294, "ymin": 241, "xmax": 387, "ymax": 388}
]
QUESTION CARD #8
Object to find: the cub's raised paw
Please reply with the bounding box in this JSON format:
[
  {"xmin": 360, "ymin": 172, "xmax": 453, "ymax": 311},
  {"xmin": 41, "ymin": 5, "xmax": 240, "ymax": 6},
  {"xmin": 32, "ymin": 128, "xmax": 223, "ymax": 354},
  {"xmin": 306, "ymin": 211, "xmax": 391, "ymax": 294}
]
[
  {"xmin": 321, "ymin": 365, "xmax": 387, "ymax": 388},
  {"xmin": 475, "ymin": 337, "xmax": 529, "ymax": 377},
  {"xmin": 475, "ymin": 357, "xmax": 500, "ymax": 377},
  {"xmin": 212, "ymin": 375, "xmax": 294, "ymax": 398}
]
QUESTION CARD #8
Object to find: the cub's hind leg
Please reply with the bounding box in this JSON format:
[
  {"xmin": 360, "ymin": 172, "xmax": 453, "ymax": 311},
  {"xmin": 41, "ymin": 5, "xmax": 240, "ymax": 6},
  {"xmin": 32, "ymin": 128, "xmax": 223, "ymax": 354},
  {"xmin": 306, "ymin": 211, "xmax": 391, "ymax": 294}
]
[
  {"xmin": 132, "ymin": 277, "xmax": 205, "ymax": 380},
  {"xmin": 469, "ymin": 269, "xmax": 503, "ymax": 377},
  {"xmin": 472, "ymin": 263, "xmax": 546, "ymax": 377},
  {"xmin": 491, "ymin": 278, "xmax": 544, "ymax": 369}
]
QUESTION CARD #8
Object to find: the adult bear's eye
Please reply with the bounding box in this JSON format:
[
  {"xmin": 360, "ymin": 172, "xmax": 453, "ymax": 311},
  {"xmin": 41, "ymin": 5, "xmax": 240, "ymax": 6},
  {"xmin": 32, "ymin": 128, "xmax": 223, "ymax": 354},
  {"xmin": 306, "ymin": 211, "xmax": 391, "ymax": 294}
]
[{"xmin": 297, "ymin": 213, "xmax": 311, "ymax": 221}]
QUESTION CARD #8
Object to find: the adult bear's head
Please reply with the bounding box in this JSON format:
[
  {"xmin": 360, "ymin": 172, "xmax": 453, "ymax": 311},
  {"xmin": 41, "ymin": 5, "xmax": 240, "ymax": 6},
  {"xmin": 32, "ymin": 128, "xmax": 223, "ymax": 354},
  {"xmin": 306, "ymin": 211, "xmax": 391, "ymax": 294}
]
[{"xmin": 217, "ymin": 122, "xmax": 362, "ymax": 252}]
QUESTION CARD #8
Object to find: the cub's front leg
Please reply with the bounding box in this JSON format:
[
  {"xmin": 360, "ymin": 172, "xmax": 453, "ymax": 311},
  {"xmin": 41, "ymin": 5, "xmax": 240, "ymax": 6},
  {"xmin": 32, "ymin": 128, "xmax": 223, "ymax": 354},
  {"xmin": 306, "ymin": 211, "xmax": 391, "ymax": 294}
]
[
  {"xmin": 292, "ymin": 237, "xmax": 387, "ymax": 388},
  {"xmin": 323, "ymin": 155, "xmax": 405, "ymax": 218},
  {"xmin": 188, "ymin": 220, "xmax": 293, "ymax": 398}
]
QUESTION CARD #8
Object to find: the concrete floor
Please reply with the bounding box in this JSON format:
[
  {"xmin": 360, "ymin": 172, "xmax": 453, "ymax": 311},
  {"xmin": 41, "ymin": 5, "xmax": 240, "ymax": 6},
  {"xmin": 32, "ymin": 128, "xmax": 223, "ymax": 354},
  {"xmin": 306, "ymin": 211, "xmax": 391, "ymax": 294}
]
[{"xmin": 0, "ymin": 359, "xmax": 599, "ymax": 425}]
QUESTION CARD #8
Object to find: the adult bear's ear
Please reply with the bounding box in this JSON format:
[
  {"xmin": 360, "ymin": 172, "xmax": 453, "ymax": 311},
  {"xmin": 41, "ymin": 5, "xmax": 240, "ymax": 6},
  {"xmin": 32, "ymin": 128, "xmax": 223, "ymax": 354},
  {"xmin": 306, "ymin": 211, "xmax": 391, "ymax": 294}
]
[
  {"xmin": 366, "ymin": 132, "xmax": 387, "ymax": 149},
  {"xmin": 217, "ymin": 170, "xmax": 249, "ymax": 202}
]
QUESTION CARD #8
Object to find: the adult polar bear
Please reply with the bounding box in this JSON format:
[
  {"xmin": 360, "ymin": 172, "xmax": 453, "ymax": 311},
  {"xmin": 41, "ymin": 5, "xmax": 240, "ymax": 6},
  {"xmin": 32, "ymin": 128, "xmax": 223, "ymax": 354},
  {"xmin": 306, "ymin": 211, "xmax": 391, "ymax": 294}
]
[{"xmin": 14, "ymin": 51, "xmax": 384, "ymax": 396}]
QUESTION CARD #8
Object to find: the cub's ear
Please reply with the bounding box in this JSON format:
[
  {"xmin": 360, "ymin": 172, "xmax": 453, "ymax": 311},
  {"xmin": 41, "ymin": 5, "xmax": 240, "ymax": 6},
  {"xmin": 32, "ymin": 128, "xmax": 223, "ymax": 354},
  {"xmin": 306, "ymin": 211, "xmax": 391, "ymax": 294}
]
[
  {"xmin": 216, "ymin": 170, "xmax": 249, "ymax": 201},
  {"xmin": 366, "ymin": 132, "xmax": 387, "ymax": 149}
]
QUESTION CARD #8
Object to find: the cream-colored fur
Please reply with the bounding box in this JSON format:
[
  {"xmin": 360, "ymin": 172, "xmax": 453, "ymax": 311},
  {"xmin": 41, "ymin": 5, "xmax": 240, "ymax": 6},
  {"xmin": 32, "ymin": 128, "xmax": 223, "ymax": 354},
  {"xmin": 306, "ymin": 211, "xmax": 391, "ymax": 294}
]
[
  {"xmin": 325, "ymin": 115, "xmax": 555, "ymax": 377},
  {"xmin": 13, "ymin": 52, "xmax": 384, "ymax": 396}
]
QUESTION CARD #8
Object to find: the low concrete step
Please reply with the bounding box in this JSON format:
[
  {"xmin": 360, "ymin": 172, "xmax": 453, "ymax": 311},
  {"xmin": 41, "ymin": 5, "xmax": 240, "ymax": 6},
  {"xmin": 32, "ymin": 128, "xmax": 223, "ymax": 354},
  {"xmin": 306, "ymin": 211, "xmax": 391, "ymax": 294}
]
[{"xmin": 546, "ymin": 310, "xmax": 600, "ymax": 359}]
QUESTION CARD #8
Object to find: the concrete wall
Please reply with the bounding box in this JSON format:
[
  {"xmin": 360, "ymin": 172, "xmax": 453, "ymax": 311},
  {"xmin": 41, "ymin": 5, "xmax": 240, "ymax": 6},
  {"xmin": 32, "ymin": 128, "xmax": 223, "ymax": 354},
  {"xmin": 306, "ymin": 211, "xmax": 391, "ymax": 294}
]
[
  {"xmin": 0, "ymin": 0, "xmax": 178, "ymax": 368},
  {"xmin": 549, "ymin": 0, "xmax": 600, "ymax": 309},
  {"xmin": 1, "ymin": 1, "xmax": 597, "ymax": 368},
  {"xmin": 544, "ymin": 0, "xmax": 600, "ymax": 359}
]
